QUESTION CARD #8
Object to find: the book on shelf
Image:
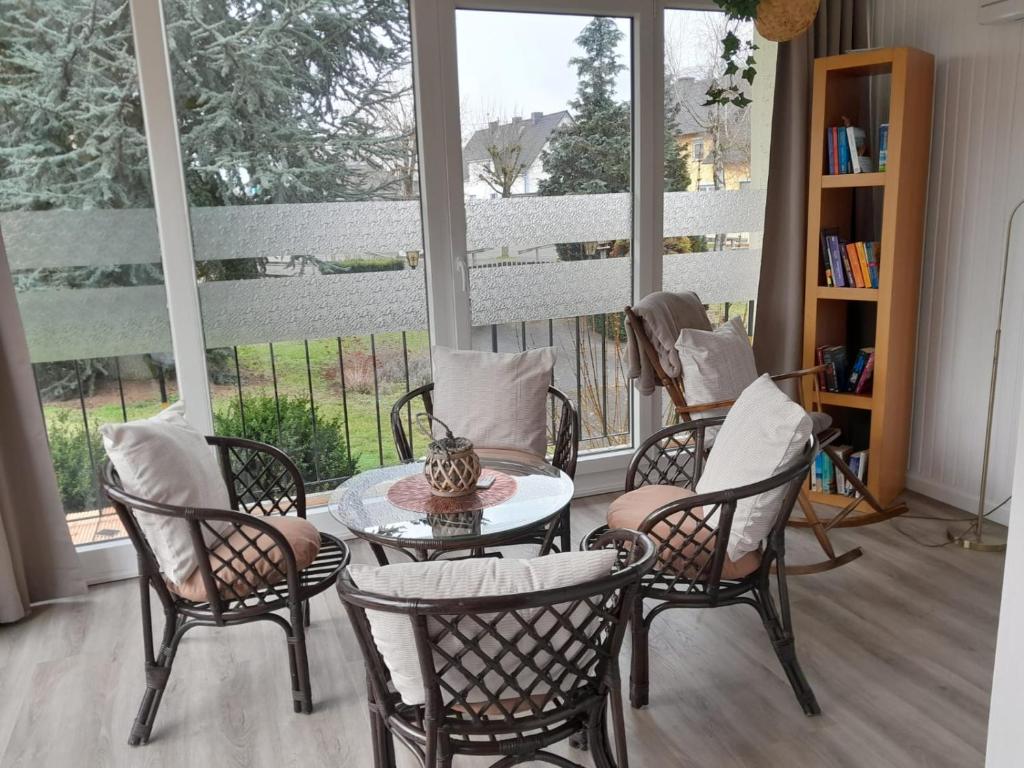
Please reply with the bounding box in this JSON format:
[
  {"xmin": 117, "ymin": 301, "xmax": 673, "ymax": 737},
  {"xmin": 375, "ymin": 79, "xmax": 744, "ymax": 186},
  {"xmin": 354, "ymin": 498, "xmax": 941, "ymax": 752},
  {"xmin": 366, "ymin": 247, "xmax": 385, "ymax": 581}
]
[
  {"xmin": 818, "ymin": 230, "xmax": 880, "ymax": 288},
  {"xmin": 878, "ymin": 123, "xmax": 889, "ymax": 172},
  {"xmin": 825, "ymin": 119, "xmax": 869, "ymax": 174},
  {"xmin": 815, "ymin": 345, "xmax": 874, "ymax": 394},
  {"xmin": 810, "ymin": 447, "xmax": 868, "ymax": 496}
]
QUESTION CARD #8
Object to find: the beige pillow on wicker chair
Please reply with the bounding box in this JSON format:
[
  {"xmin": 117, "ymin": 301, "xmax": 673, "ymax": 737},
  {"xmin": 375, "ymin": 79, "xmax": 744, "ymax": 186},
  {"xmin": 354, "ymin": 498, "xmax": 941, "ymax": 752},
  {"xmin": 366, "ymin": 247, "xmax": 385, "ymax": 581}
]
[
  {"xmin": 100, "ymin": 402, "xmax": 233, "ymax": 585},
  {"xmin": 675, "ymin": 315, "xmax": 758, "ymax": 419},
  {"xmin": 431, "ymin": 346, "xmax": 555, "ymax": 456}
]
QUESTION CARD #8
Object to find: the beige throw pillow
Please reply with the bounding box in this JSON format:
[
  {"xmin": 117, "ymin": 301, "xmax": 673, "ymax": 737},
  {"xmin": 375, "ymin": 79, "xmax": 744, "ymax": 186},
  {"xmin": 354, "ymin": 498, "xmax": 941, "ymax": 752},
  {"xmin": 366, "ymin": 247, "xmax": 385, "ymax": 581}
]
[
  {"xmin": 347, "ymin": 549, "xmax": 617, "ymax": 706},
  {"xmin": 696, "ymin": 375, "xmax": 812, "ymax": 560},
  {"xmin": 675, "ymin": 315, "xmax": 758, "ymax": 420},
  {"xmin": 431, "ymin": 346, "xmax": 555, "ymax": 456},
  {"xmin": 100, "ymin": 402, "xmax": 233, "ymax": 585}
]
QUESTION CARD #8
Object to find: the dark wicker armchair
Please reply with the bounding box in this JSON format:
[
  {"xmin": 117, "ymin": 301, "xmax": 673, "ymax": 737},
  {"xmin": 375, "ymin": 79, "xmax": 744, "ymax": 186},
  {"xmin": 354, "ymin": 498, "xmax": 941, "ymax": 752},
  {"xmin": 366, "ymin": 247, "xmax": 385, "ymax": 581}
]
[
  {"xmin": 390, "ymin": 382, "xmax": 580, "ymax": 552},
  {"xmin": 338, "ymin": 529, "xmax": 655, "ymax": 768},
  {"xmin": 583, "ymin": 417, "xmax": 820, "ymax": 716},
  {"xmin": 100, "ymin": 435, "xmax": 350, "ymax": 746}
]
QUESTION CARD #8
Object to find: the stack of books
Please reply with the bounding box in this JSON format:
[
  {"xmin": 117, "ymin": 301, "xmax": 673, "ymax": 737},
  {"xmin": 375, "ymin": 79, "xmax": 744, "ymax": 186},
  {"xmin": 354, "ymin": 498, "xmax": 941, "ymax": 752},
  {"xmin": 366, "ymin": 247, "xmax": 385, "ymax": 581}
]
[
  {"xmin": 819, "ymin": 229, "xmax": 880, "ymax": 288},
  {"xmin": 815, "ymin": 345, "xmax": 875, "ymax": 394},
  {"xmin": 825, "ymin": 123, "xmax": 867, "ymax": 174},
  {"xmin": 811, "ymin": 447, "xmax": 868, "ymax": 496}
]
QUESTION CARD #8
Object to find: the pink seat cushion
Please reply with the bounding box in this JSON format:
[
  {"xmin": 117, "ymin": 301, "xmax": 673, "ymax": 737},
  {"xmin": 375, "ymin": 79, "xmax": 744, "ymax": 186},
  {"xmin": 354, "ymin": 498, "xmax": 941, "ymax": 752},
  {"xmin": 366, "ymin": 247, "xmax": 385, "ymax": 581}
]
[
  {"xmin": 168, "ymin": 516, "xmax": 321, "ymax": 602},
  {"xmin": 608, "ymin": 485, "xmax": 760, "ymax": 580}
]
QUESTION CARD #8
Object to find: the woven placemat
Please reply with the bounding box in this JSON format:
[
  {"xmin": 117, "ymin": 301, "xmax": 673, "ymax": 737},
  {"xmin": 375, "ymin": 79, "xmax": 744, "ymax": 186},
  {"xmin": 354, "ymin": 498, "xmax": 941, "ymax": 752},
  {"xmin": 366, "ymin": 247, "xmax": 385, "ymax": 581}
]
[{"xmin": 386, "ymin": 470, "xmax": 517, "ymax": 515}]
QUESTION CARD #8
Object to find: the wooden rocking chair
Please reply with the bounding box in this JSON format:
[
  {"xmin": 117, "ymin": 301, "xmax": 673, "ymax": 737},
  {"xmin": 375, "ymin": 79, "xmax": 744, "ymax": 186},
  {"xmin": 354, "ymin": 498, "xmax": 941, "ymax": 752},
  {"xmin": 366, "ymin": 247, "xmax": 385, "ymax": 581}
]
[{"xmin": 624, "ymin": 301, "xmax": 906, "ymax": 574}]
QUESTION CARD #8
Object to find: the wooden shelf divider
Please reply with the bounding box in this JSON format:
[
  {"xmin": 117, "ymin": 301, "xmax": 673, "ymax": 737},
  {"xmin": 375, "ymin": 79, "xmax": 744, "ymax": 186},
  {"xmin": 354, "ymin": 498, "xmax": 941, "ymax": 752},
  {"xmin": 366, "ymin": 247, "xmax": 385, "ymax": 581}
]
[{"xmin": 802, "ymin": 47, "xmax": 934, "ymax": 508}]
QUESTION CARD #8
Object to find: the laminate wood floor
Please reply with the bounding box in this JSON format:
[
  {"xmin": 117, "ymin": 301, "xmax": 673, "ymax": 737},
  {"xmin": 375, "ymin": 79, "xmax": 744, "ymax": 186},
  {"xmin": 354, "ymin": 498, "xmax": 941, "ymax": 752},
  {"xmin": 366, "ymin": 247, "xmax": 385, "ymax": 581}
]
[{"xmin": 0, "ymin": 492, "xmax": 1004, "ymax": 768}]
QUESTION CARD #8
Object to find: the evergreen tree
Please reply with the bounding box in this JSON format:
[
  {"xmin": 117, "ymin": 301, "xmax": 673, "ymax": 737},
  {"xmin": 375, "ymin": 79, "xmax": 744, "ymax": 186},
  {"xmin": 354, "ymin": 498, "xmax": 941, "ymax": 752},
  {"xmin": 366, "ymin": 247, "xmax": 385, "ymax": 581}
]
[
  {"xmin": 0, "ymin": 0, "xmax": 415, "ymax": 397},
  {"xmin": 538, "ymin": 18, "xmax": 630, "ymax": 204}
]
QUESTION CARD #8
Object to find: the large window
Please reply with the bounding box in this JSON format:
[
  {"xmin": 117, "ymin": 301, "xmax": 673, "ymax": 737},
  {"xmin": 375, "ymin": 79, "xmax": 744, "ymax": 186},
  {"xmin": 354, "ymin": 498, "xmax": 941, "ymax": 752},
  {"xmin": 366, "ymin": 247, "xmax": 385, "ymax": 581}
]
[
  {"xmin": 457, "ymin": 10, "xmax": 634, "ymax": 452},
  {"xmin": 0, "ymin": 1, "xmax": 776, "ymax": 562},
  {"xmin": 164, "ymin": 0, "xmax": 429, "ymax": 494},
  {"xmin": 0, "ymin": 0, "xmax": 175, "ymax": 546}
]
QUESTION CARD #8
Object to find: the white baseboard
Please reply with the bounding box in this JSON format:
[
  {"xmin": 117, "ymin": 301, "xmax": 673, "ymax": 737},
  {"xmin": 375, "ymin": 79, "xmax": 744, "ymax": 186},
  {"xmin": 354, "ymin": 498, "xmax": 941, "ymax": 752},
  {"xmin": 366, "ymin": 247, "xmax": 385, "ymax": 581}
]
[{"xmin": 905, "ymin": 472, "xmax": 1011, "ymax": 527}]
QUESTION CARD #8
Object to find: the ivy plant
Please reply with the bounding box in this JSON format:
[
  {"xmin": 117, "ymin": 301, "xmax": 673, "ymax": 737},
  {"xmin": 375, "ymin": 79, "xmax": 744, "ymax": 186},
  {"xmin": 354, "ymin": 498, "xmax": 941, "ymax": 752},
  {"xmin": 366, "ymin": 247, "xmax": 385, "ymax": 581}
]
[{"xmin": 705, "ymin": 0, "xmax": 760, "ymax": 108}]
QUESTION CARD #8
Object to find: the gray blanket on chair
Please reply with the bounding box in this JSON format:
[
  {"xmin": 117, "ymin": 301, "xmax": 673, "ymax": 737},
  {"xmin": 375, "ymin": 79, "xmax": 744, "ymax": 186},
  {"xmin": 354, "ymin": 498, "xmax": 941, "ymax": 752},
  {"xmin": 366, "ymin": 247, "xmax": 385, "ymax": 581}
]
[{"xmin": 625, "ymin": 291, "xmax": 712, "ymax": 395}]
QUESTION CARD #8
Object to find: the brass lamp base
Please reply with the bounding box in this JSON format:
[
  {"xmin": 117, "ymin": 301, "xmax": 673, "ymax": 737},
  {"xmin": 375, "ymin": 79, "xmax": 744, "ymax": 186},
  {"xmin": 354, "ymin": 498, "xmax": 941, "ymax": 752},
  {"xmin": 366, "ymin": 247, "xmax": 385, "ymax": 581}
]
[{"xmin": 947, "ymin": 524, "xmax": 1008, "ymax": 552}]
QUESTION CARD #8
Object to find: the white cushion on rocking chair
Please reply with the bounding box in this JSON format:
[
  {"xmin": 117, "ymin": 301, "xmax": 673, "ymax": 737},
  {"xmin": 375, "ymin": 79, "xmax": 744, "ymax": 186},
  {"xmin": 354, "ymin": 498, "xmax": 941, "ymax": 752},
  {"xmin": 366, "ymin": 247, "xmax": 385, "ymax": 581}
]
[
  {"xmin": 696, "ymin": 375, "xmax": 813, "ymax": 560},
  {"xmin": 675, "ymin": 315, "xmax": 759, "ymax": 420}
]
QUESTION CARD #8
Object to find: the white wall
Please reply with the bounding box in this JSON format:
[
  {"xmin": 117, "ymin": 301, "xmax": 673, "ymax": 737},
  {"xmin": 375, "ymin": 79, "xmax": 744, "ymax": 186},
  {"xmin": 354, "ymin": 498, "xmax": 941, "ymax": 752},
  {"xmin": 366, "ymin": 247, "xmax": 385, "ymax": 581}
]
[
  {"xmin": 986, "ymin": 380, "xmax": 1024, "ymax": 765},
  {"xmin": 871, "ymin": 0, "xmax": 1024, "ymax": 525}
]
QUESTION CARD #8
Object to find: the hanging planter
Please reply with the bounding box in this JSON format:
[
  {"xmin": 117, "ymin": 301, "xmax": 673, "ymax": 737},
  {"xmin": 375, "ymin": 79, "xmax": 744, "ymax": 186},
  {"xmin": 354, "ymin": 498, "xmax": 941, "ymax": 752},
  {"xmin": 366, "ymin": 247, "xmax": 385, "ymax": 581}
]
[
  {"xmin": 705, "ymin": 0, "xmax": 820, "ymax": 108},
  {"xmin": 755, "ymin": 0, "xmax": 820, "ymax": 42}
]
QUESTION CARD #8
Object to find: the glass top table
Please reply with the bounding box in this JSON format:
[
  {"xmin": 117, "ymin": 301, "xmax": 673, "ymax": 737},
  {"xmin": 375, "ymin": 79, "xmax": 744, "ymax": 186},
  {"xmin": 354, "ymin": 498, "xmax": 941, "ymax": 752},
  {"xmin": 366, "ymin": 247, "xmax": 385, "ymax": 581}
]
[{"xmin": 328, "ymin": 457, "xmax": 574, "ymax": 563}]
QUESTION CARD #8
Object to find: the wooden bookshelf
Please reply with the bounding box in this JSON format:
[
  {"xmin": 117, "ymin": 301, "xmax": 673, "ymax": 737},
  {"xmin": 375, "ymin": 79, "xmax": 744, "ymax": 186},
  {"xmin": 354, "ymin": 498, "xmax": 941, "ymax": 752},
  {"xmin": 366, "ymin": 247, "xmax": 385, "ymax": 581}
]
[{"xmin": 802, "ymin": 47, "xmax": 934, "ymax": 511}]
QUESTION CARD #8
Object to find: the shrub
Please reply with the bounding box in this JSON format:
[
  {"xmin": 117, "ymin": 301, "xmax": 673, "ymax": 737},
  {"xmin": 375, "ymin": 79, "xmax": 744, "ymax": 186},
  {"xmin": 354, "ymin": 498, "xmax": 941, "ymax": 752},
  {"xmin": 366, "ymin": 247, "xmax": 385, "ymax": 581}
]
[
  {"xmin": 214, "ymin": 394, "xmax": 358, "ymax": 488},
  {"xmin": 47, "ymin": 409, "xmax": 103, "ymax": 512}
]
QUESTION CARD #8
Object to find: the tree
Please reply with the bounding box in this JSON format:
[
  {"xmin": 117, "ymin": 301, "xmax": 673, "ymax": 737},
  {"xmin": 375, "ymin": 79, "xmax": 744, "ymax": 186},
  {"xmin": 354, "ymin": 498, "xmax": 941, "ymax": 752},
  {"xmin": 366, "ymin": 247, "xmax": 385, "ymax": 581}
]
[
  {"xmin": 476, "ymin": 120, "xmax": 528, "ymax": 199},
  {"xmin": 539, "ymin": 18, "xmax": 630, "ymax": 260},
  {"xmin": 664, "ymin": 71, "xmax": 692, "ymax": 194},
  {"xmin": 1, "ymin": 0, "xmax": 415, "ymax": 397}
]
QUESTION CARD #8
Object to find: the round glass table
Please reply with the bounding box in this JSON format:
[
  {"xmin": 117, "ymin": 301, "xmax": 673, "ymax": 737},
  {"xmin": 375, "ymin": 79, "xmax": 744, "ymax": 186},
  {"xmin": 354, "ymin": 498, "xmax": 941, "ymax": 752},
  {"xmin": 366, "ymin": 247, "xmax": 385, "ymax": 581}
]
[{"xmin": 329, "ymin": 457, "xmax": 574, "ymax": 564}]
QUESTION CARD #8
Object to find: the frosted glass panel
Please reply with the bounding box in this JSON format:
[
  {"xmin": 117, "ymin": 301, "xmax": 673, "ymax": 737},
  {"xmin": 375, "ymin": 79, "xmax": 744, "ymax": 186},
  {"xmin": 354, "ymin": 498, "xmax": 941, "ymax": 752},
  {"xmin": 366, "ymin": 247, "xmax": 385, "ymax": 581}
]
[
  {"xmin": 0, "ymin": 0, "xmax": 174, "ymax": 544},
  {"xmin": 165, "ymin": 0, "xmax": 428, "ymax": 485},
  {"xmin": 457, "ymin": 10, "xmax": 634, "ymax": 452}
]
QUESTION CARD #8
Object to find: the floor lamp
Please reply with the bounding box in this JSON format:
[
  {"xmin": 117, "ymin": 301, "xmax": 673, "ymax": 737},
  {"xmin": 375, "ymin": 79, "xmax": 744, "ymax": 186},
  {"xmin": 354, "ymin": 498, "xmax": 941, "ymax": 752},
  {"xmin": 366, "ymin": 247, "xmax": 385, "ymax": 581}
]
[{"xmin": 948, "ymin": 200, "xmax": 1023, "ymax": 552}]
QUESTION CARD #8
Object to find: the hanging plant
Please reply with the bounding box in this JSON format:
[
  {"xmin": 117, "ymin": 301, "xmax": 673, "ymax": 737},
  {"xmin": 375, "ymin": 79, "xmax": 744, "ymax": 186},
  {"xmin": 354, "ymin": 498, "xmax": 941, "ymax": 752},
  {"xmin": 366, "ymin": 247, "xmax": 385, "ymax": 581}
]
[
  {"xmin": 705, "ymin": 0, "xmax": 760, "ymax": 109},
  {"xmin": 706, "ymin": 0, "xmax": 820, "ymax": 108}
]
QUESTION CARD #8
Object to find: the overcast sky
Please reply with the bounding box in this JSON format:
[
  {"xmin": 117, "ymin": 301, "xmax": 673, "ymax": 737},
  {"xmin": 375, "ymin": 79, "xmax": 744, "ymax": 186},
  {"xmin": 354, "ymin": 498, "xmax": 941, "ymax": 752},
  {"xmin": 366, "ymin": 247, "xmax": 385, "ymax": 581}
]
[{"xmin": 455, "ymin": 9, "xmax": 724, "ymax": 133}]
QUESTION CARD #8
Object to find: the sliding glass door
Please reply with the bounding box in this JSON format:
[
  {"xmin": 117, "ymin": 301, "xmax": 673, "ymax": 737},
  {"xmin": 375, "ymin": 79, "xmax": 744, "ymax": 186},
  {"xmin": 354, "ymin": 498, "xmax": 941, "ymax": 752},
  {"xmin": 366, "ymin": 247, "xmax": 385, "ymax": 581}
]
[{"xmin": 456, "ymin": 9, "xmax": 634, "ymax": 453}]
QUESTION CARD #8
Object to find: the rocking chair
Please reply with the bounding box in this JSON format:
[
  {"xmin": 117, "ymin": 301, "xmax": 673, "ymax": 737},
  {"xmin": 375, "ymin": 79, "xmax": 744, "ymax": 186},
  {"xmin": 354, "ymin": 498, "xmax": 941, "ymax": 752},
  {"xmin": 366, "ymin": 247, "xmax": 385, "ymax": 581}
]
[{"xmin": 625, "ymin": 295, "xmax": 904, "ymax": 574}]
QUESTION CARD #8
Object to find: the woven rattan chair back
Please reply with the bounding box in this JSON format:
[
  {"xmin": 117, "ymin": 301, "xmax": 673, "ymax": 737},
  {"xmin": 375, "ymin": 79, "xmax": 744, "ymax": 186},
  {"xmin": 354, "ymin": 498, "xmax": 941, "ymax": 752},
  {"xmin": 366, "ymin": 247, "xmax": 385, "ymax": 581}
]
[{"xmin": 338, "ymin": 529, "xmax": 655, "ymax": 767}]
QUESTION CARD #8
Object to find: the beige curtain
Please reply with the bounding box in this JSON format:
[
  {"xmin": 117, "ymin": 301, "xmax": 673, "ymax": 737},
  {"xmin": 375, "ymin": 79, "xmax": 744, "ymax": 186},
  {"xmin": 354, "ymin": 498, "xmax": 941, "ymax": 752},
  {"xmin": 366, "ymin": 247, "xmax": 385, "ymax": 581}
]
[
  {"xmin": 752, "ymin": 0, "xmax": 872, "ymax": 379},
  {"xmin": 0, "ymin": 227, "xmax": 85, "ymax": 623}
]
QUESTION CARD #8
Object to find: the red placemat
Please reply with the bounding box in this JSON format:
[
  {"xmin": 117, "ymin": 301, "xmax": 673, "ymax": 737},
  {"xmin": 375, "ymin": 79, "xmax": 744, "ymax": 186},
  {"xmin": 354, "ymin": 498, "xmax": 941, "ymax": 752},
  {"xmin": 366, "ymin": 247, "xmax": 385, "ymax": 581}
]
[{"xmin": 386, "ymin": 470, "xmax": 517, "ymax": 515}]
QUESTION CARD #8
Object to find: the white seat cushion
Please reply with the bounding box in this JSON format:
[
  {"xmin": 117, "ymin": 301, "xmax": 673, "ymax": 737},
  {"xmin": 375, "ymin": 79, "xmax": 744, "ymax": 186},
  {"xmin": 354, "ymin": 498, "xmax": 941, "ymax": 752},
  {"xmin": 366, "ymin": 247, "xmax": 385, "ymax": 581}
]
[
  {"xmin": 431, "ymin": 346, "xmax": 555, "ymax": 456},
  {"xmin": 675, "ymin": 315, "xmax": 758, "ymax": 420},
  {"xmin": 100, "ymin": 402, "xmax": 233, "ymax": 585},
  {"xmin": 347, "ymin": 549, "xmax": 617, "ymax": 706},
  {"xmin": 696, "ymin": 375, "xmax": 812, "ymax": 560}
]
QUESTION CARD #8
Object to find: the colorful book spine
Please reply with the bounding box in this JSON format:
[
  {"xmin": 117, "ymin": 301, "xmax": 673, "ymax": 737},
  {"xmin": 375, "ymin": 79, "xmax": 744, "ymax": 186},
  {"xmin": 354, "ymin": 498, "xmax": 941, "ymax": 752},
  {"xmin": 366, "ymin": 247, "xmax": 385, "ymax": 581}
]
[
  {"xmin": 826, "ymin": 234, "xmax": 846, "ymax": 288},
  {"xmin": 855, "ymin": 350, "xmax": 875, "ymax": 394},
  {"xmin": 820, "ymin": 231, "xmax": 834, "ymax": 286},
  {"xmin": 866, "ymin": 241, "xmax": 880, "ymax": 287},
  {"xmin": 838, "ymin": 127, "xmax": 851, "ymax": 173},
  {"xmin": 827, "ymin": 129, "xmax": 835, "ymax": 174},
  {"xmin": 839, "ymin": 243, "xmax": 856, "ymax": 288},
  {"xmin": 878, "ymin": 123, "xmax": 889, "ymax": 172},
  {"xmin": 848, "ymin": 349, "xmax": 869, "ymax": 390},
  {"xmin": 846, "ymin": 243, "xmax": 865, "ymax": 287},
  {"xmin": 846, "ymin": 125, "xmax": 862, "ymax": 174},
  {"xmin": 855, "ymin": 241, "xmax": 873, "ymax": 288},
  {"xmin": 832, "ymin": 127, "xmax": 841, "ymax": 174}
]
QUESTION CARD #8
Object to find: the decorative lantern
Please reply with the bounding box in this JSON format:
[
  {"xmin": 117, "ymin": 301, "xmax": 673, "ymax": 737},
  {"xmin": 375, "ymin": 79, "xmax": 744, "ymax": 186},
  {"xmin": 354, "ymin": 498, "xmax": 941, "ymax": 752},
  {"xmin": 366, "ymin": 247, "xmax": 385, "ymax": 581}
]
[{"xmin": 417, "ymin": 413, "xmax": 481, "ymax": 498}]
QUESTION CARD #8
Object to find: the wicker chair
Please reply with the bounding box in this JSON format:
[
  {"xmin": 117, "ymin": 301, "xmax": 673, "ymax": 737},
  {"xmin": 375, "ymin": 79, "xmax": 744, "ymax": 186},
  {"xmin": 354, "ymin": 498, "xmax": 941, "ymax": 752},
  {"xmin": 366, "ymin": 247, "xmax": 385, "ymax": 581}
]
[
  {"xmin": 582, "ymin": 417, "xmax": 821, "ymax": 716},
  {"xmin": 390, "ymin": 383, "xmax": 579, "ymax": 553},
  {"xmin": 338, "ymin": 529, "xmax": 654, "ymax": 768},
  {"xmin": 100, "ymin": 436, "xmax": 350, "ymax": 746}
]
